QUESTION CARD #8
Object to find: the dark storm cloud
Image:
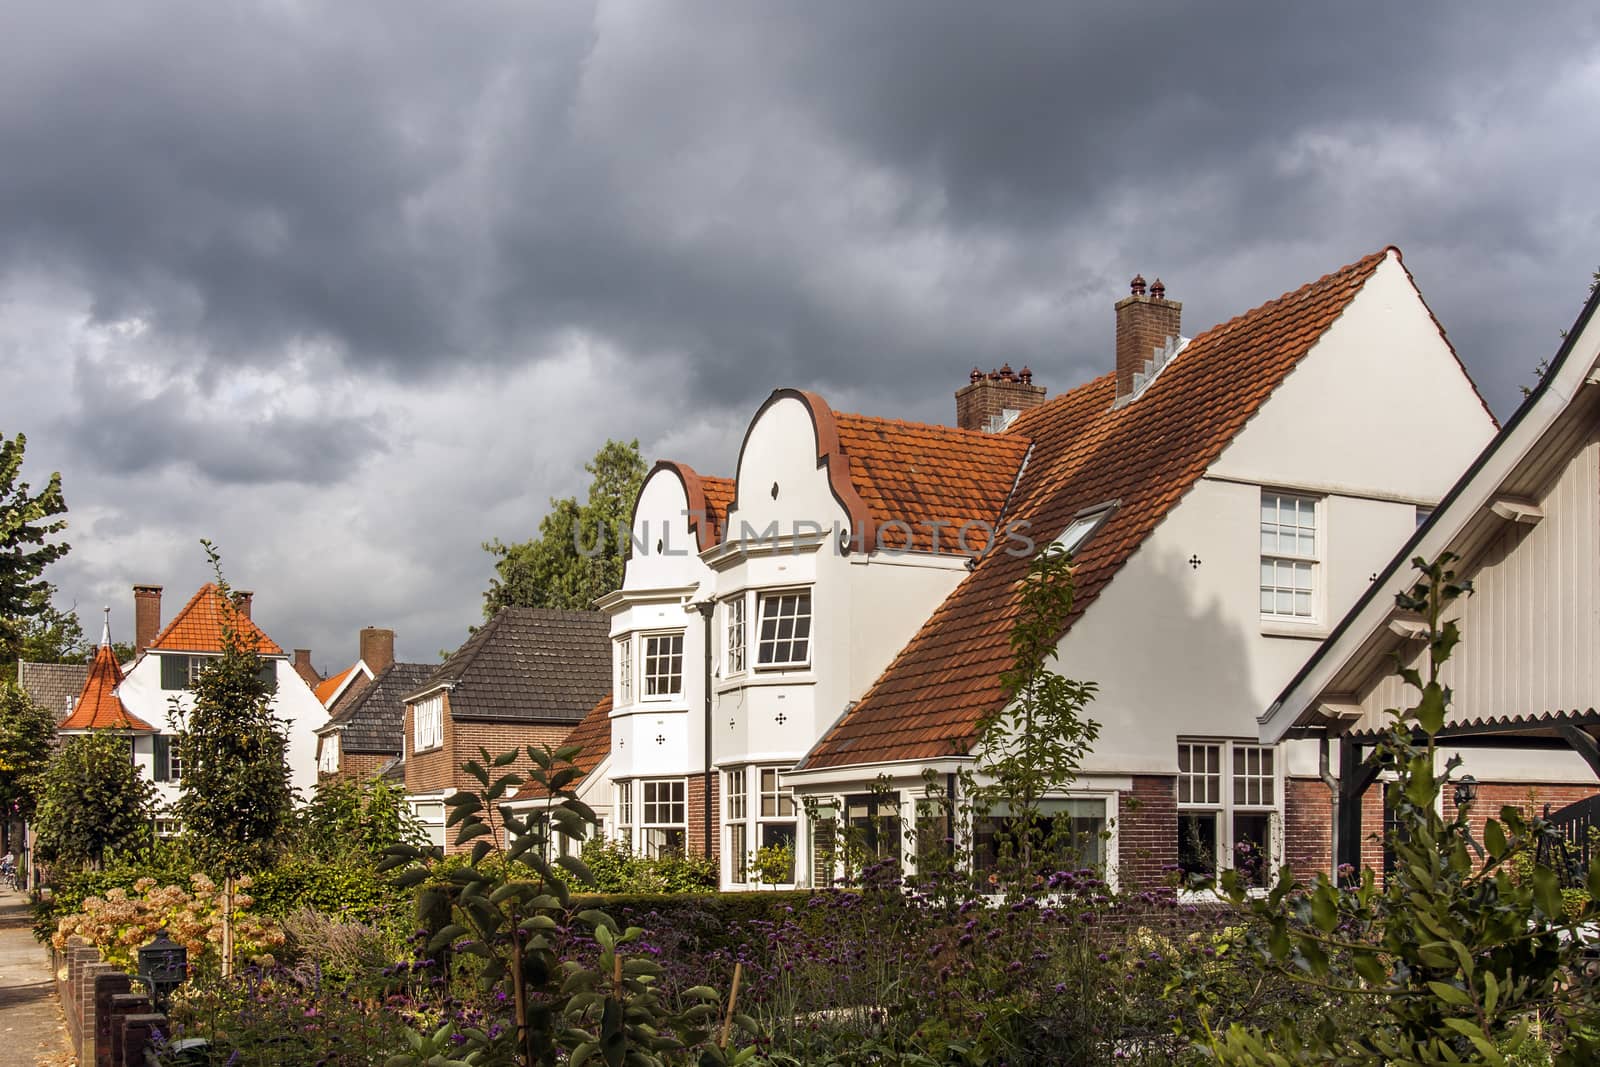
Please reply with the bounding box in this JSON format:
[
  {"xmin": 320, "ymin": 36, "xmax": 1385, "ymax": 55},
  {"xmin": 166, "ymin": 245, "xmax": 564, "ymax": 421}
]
[{"xmin": 3, "ymin": 0, "xmax": 1596, "ymax": 419}]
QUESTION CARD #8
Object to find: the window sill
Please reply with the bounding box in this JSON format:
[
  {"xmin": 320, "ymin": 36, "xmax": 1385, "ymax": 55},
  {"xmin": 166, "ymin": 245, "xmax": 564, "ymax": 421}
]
[
  {"xmin": 413, "ymin": 744, "xmax": 444, "ymax": 755},
  {"xmin": 717, "ymin": 671, "xmax": 817, "ymax": 693},
  {"xmin": 1260, "ymin": 620, "xmax": 1328, "ymax": 640}
]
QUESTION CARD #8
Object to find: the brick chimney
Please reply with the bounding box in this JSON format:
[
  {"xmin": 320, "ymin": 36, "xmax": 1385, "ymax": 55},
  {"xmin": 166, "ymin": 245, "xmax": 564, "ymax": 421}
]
[
  {"xmin": 955, "ymin": 363, "xmax": 1047, "ymax": 432},
  {"xmin": 292, "ymin": 649, "xmax": 321, "ymax": 687},
  {"xmin": 1115, "ymin": 274, "xmax": 1182, "ymax": 402},
  {"xmin": 232, "ymin": 589, "xmax": 254, "ymax": 619},
  {"xmin": 133, "ymin": 584, "xmax": 162, "ymax": 654},
  {"xmin": 359, "ymin": 627, "xmax": 395, "ymax": 673}
]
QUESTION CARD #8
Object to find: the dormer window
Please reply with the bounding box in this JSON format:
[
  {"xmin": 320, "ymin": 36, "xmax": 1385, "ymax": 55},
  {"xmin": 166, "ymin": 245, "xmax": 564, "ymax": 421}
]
[
  {"xmin": 756, "ymin": 591, "xmax": 811, "ymax": 669},
  {"xmin": 413, "ymin": 693, "xmax": 444, "ymax": 752}
]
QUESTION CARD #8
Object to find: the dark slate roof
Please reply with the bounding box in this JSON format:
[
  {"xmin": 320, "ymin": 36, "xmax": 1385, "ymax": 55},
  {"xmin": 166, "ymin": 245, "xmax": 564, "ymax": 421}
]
[
  {"xmin": 18, "ymin": 661, "xmax": 90, "ymax": 724},
  {"xmin": 409, "ymin": 607, "xmax": 611, "ymax": 724},
  {"xmin": 323, "ymin": 662, "xmax": 436, "ymax": 755}
]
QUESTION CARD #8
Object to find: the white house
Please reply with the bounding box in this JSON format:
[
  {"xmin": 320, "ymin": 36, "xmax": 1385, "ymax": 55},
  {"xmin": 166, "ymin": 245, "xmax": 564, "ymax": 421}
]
[
  {"xmin": 68, "ymin": 584, "xmax": 328, "ymax": 816},
  {"xmin": 588, "ymin": 248, "xmax": 1498, "ymax": 890}
]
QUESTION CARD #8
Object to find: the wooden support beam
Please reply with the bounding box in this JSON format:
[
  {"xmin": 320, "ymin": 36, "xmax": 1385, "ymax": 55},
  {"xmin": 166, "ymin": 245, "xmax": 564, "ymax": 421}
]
[{"xmin": 1556, "ymin": 723, "xmax": 1600, "ymax": 780}]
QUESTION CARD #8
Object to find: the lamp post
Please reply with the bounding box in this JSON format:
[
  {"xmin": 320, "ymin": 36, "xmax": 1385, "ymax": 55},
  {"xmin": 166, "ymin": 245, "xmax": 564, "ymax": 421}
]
[
  {"xmin": 1453, "ymin": 775, "xmax": 1479, "ymax": 811},
  {"xmin": 136, "ymin": 930, "xmax": 188, "ymax": 1012}
]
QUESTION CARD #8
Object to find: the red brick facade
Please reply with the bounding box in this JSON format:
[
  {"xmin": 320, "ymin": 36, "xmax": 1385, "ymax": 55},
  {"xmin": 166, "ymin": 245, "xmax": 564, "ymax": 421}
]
[
  {"xmin": 687, "ymin": 773, "xmax": 720, "ymax": 861},
  {"xmin": 1283, "ymin": 776, "xmax": 1334, "ymax": 880},
  {"xmin": 317, "ymin": 748, "xmax": 392, "ymax": 789},
  {"xmin": 404, "ymin": 691, "xmax": 574, "ymax": 852},
  {"xmin": 1117, "ymin": 775, "xmax": 1177, "ymax": 890}
]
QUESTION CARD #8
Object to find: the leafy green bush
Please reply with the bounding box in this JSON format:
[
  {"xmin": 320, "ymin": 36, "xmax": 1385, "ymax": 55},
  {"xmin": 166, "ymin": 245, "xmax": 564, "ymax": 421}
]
[{"xmin": 579, "ymin": 836, "xmax": 718, "ymax": 893}]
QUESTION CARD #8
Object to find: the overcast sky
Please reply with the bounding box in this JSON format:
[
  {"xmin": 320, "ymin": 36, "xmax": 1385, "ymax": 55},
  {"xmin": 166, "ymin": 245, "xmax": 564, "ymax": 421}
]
[{"xmin": 2, "ymin": 2, "xmax": 1597, "ymax": 672}]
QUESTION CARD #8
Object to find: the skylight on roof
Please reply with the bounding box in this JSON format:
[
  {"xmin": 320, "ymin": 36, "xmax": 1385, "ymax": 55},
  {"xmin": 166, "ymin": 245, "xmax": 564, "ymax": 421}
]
[{"xmin": 1053, "ymin": 502, "xmax": 1118, "ymax": 557}]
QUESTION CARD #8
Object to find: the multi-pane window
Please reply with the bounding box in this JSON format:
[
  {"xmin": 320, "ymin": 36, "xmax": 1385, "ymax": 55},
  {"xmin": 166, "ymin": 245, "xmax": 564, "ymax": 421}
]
[
  {"xmin": 641, "ymin": 779, "xmax": 687, "ymax": 857},
  {"xmin": 153, "ymin": 734, "xmax": 184, "ymax": 782},
  {"xmin": 1177, "ymin": 742, "xmax": 1222, "ymax": 805},
  {"xmin": 616, "ymin": 782, "xmax": 634, "ymax": 845},
  {"xmin": 1177, "ymin": 740, "xmax": 1278, "ymax": 888},
  {"xmin": 1260, "ymin": 492, "xmax": 1317, "ymax": 619},
  {"xmin": 725, "ymin": 597, "xmax": 746, "ymax": 675},
  {"xmin": 413, "ymin": 694, "xmax": 444, "ymax": 752},
  {"xmin": 725, "ymin": 768, "xmax": 748, "ymax": 884},
  {"xmin": 756, "ymin": 591, "xmax": 812, "ymax": 668},
  {"xmin": 617, "ymin": 638, "xmax": 633, "ymax": 704},
  {"xmin": 756, "ymin": 768, "xmax": 797, "ymax": 883},
  {"xmin": 318, "ymin": 736, "xmax": 339, "ymax": 774},
  {"xmin": 643, "ymin": 633, "xmax": 684, "ymax": 698},
  {"xmin": 154, "ymin": 818, "xmax": 183, "ymax": 838},
  {"xmin": 760, "ymin": 769, "xmax": 794, "ymax": 818}
]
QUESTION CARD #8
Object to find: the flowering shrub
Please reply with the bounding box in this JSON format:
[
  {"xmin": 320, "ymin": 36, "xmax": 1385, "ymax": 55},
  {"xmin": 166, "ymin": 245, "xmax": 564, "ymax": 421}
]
[{"xmin": 51, "ymin": 873, "xmax": 285, "ymax": 971}]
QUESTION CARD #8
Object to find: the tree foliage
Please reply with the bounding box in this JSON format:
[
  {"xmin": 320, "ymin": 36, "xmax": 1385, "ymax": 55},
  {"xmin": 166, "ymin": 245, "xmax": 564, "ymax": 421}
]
[
  {"xmin": 0, "ymin": 432, "xmax": 70, "ymax": 668},
  {"xmin": 34, "ymin": 730, "xmax": 155, "ymax": 869},
  {"xmin": 483, "ymin": 439, "xmax": 647, "ymax": 614},
  {"xmin": 1191, "ymin": 554, "xmax": 1600, "ymax": 1064},
  {"xmin": 967, "ymin": 543, "xmax": 1101, "ymax": 875},
  {"xmin": 172, "ymin": 542, "xmax": 294, "ymax": 877},
  {"xmin": 298, "ymin": 775, "xmax": 423, "ymax": 860},
  {"xmin": 0, "ymin": 682, "xmax": 56, "ymax": 824}
]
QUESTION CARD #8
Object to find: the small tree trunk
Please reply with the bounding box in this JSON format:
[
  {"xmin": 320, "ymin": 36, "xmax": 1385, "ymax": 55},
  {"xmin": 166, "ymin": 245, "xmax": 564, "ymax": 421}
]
[
  {"xmin": 221, "ymin": 874, "xmax": 234, "ymax": 979},
  {"xmin": 509, "ymin": 920, "xmax": 531, "ymax": 1067}
]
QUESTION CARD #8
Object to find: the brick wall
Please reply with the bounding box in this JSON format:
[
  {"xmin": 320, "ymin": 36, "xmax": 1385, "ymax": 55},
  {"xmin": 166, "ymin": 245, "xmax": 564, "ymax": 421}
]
[
  {"xmin": 405, "ymin": 691, "xmax": 572, "ymax": 797},
  {"xmin": 686, "ymin": 773, "xmax": 720, "ymax": 862},
  {"xmin": 319, "ymin": 751, "xmax": 394, "ymax": 788},
  {"xmin": 1283, "ymin": 776, "xmax": 1333, "ymax": 881},
  {"xmin": 1118, "ymin": 775, "xmax": 1177, "ymax": 890},
  {"xmin": 53, "ymin": 939, "xmax": 164, "ymax": 1067}
]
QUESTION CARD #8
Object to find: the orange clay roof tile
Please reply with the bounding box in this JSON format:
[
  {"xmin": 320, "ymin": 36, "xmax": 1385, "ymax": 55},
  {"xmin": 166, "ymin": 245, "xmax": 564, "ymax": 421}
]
[
  {"xmin": 147, "ymin": 584, "xmax": 285, "ymax": 656},
  {"xmin": 799, "ymin": 249, "xmax": 1389, "ymax": 770},
  {"xmin": 511, "ymin": 692, "xmax": 613, "ymax": 800},
  {"xmin": 314, "ymin": 664, "xmax": 360, "ymax": 706},
  {"xmin": 60, "ymin": 642, "xmax": 154, "ymax": 732}
]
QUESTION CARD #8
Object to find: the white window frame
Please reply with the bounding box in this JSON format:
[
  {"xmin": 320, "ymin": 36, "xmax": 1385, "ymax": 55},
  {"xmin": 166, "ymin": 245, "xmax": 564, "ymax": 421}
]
[
  {"xmin": 725, "ymin": 596, "xmax": 747, "ymax": 676},
  {"xmin": 318, "ymin": 734, "xmax": 339, "ymax": 774},
  {"xmin": 1176, "ymin": 739, "xmax": 1280, "ymax": 886},
  {"xmin": 1053, "ymin": 502, "xmax": 1117, "ymax": 557},
  {"xmin": 617, "ymin": 637, "xmax": 634, "ymax": 705},
  {"xmin": 186, "ymin": 654, "xmax": 214, "ymax": 687},
  {"xmin": 640, "ymin": 778, "xmax": 687, "ymax": 857},
  {"xmin": 725, "ymin": 768, "xmax": 748, "ymax": 884},
  {"xmin": 154, "ymin": 817, "xmax": 183, "ymax": 839},
  {"xmin": 641, "ymin": 632, "xmax": 684, "ymax": 700},
  {"xmin": 413, "ymin": 694, "xmax": 444, "ymax": 752},
  {"xmin": 409, "ymin": 799, "xmax": 447, "ymax": 849},
  {"xmin": 1260, "ymin": 491, "xmax": 1319, "ymax": 621},
  {"xmin": 755, "ymin": 590, "xmax": 812, "ymax": 670},
  {"xmin": 754, "ymin": 767, "xmax": 798, "ymax": 885},
  {"xmin": 615, "ymin": 781, "xmax": 634, "ymax": 847}
]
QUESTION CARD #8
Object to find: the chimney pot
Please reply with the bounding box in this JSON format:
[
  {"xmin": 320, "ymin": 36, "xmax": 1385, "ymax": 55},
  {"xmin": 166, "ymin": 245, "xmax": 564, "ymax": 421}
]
[
  {"xmin": 1019, "ymin": 366, "xmax": 1033, "ymax": 384},
  {"xmin": 1150, "ymin": 278, "xmax": 1165, "ymax": 299},
  {"xmin": 1130, "ymin": 274, "xmax": 1147, "ymax": 297},
  {"xmin": 359, "ymin": 627, "xmax": 396, "ymax": 674},
  {"xmin": 969, "ymin": 366, "xmax": 983, "ymax": 384},
  {"xmin": 232, "ymin": 590, "xmax": 254, "ymax": 620},
  {"xmin": 132, "ymin": 584, "xmax": 163, "ymax": 655},
  {"xmin": 998, "ymin": 362, "xmax": 1014, "ymax": 382}
]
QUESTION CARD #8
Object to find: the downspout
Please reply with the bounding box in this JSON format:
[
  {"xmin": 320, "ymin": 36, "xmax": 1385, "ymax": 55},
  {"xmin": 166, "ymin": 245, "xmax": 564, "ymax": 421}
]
[
  {"xmin": 693, "ymin": 600, "xmax": 715, "ymax": 862},
  {"xmin": 1319, "ymin": 733, "xmax": 1339, "ymax": 884}
]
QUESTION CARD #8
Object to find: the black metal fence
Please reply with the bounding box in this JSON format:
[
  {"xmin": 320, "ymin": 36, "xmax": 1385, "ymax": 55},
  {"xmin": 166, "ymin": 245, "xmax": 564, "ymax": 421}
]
[{"xmin": 1537, "ymin": 794, "xmax": 1600, "ymax": 886}]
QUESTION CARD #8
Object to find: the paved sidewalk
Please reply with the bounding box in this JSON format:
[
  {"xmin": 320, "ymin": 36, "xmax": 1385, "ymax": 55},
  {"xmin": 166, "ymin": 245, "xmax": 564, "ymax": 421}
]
[{"xmin": 0, "ymin": 887, "xmax": 73, "ymax": 1066}]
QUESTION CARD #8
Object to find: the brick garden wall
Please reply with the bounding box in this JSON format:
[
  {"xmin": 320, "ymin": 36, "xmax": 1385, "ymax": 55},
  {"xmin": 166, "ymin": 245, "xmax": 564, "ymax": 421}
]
[{"xmin": 1283, "ymin": 777, "xmax": 1333, "ymax": 881}]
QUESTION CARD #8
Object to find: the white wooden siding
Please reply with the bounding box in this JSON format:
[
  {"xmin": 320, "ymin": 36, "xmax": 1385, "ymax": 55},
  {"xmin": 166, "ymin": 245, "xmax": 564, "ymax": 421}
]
[{"xmin": 1360, "ymin": 430, "xmax": 1600, "ymax": 724}]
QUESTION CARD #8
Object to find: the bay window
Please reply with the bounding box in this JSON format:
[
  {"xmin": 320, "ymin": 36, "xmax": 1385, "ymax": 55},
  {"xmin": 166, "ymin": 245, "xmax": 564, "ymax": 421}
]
[
  {"xmin": 725, "ymin": 597, "xmax": 746, "ymax": 675},
  {"xmin": 756, "ymin": 590, "xmax": 812, "ymax": 669},
  {"xmin": 972, "ymin": 798, "xmax": 1108, "ymax": 883},
  {"xmin": 725, "ymin": 768, "xmax": 748, "ymax": 884},
  {"xmin": 618, "ymin": 637, "xmax": 633, "ymax": 704},
  {"xmin": 616, "ymin": 781, "xmax": 634, "ymax": 847},
  {"xmin": 757, "ymin": 769, "xmax": 797, "ymax": 883},
  {"xmin": 643, "ymin": 633, "xmax": 684, "ymax": 699},
  {"xmin": 641, "ymin": 779, "xmax": 687, "ymax": 857}
]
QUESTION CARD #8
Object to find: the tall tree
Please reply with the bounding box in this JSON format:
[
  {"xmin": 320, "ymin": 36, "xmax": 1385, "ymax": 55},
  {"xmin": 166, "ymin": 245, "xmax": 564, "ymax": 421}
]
[
  {"xmin": 0, "ymin": 432, "xmax": 70, "ymax": 668},
  {"xmin": 173, "ymin": 542, "xmax": 293, "ymax": 975},
  {"xmin": 34, "ymin": 730, "xmax": 155, "ymax": 869},
  {"xmin": 0, "ymin": 682, "xmax": 56, "ymax": 833},
  {"xmin": 483, "ymin": 438, "xmax": 647, "ymax": 614}
]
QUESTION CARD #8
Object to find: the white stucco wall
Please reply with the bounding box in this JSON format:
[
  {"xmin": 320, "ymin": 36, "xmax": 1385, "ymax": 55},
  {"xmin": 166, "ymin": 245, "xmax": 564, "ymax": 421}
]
[{"xmin": 118, "ymin": 651, "xmax": 326, "ymax": 806}]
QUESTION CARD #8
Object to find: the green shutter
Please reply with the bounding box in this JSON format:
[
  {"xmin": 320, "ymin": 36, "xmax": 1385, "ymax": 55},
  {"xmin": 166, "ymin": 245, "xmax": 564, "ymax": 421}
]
[
  {"xmin": 257, "ymin": 663, "xmax": 277, "ymax": 693},
  {"xmin": 160, "ymin": 654, "xmax": 185, "ymax": 690},
  {"xmin": 152, "ymin": 735, "xmax": 170, "ymax": 781}
]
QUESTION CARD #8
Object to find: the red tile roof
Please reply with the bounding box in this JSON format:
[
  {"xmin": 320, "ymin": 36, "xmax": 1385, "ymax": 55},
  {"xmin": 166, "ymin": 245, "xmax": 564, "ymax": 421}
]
[
  {"xmin": 652, "ymin": 463, "xmax": 736, "ymax": 552},
  {"xmin": 832, "ymin": 412, "xmax": 1032, "ymax": 553},
  {"xmin": 60, "ymin": 643, "xmax": 154, "ymax": 732},
  {"xmin": 700, "ymin": 476, "xmax": 736, "ymax": 545},
  {"xmin": 511, "ymin": 692, "xmax": 613, "ymax": 800},
  {"xmin": 147, "ymin": 584, "xmax": 285, "ymax": 656},
  {"xmin": 800, "ymin": 249, "xmax": 1390, "ymax": 769},
  {"xmin": 314, "ymin": 663, "xmax": 362, "ymax": 707}
]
